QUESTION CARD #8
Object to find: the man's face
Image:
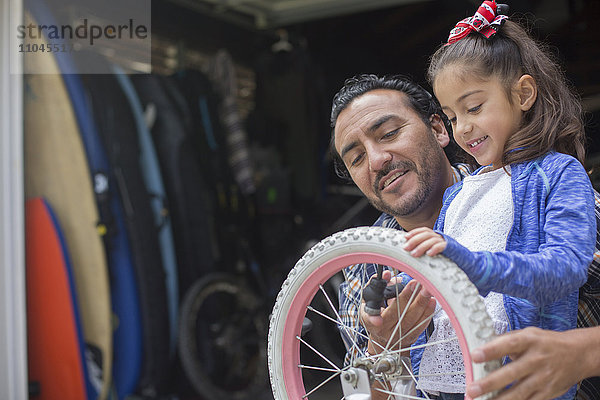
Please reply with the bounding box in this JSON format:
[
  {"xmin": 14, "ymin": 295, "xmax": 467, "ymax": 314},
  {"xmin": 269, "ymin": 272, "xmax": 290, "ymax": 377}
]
[{"xmin": 334, "ymin": 89, "xmax": 450, "ymax": 218}]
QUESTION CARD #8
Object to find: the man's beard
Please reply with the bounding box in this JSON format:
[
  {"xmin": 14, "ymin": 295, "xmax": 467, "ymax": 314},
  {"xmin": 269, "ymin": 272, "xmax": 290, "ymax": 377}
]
[{"xmin": 368, "ymin": 156, "xmax": 436, "ymax": 219}]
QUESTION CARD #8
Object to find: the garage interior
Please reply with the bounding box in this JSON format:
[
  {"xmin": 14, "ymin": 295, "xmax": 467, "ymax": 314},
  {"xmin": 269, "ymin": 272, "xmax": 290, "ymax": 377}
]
[{"xmin": 12, "ymin": 0, "xmax": 600, "ymax": 399}]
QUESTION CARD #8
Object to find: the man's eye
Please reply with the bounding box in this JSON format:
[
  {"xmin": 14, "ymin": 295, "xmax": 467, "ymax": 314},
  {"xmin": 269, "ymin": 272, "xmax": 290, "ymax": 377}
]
[
  {"xmin": 351, "ymin": 153, "xmax": 364, "ymax": 166},
  {"xmin": 382, "ymin": 128, "xmax": 399, "ymax": 139}
]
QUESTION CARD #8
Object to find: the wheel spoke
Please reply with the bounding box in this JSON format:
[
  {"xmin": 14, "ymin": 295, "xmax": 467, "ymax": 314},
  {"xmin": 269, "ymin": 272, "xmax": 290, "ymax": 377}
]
[
  {"xmin": 400, "ymin": 307, "xmax": 440, "ymax": 341},
  {"xmin": 389, "ymin": 335, "xmax": 459, "ymax": 355},
  {"xmin": 318, "ymin": 283, "xmax": 339, "ymax": 318},
  {"xmin": 375, "ymin": 377, "xmax": 395, "ymax": 400},
  {"xmin": 302, "ymin": 369, "xmax": 342, "ymax": 399},
  {"xmin": 316, "ymin": 284, "xmax": 367, "ymax": 359},
  {"xmin": 402, "ymin": 357, "xmax": 432, "ymax": 400},
  {"xmin": 296, "ymin": 335, "xmax": 341, "ymax": 371},
  {"xmin": 308, "ymin": 272, "xmax": 461, "ymax": 399},
  {"xmin": 373, "ymin": 387, "xmax": 430, "ymax": 400},
  {"xmin": 389, "ymin": 371, "xmax": 466, "ymax": 379},
  {"xmin": 383, "ymin": 280, "xmax": 421, "ymax": 352},
  {"xmin": 298, "ymin": 364, "xmax": 339, "ymax": 373},
  {"xmin": 380, "ymin": 304, "xmax": 444, "ymax": 353},
  {"xmin": 306, "ymin": 305, "xmax": 370, "ymax": 349},
  {"xmin": 317, "ymin": 283, "xmax": 363, "ymax": 347},
  {"xmin": 349, "ymin": 265, "xmax": 397, "ymax": 358},
  {"xmin": 388, "ymin": 307, "xmax": 440, "ymax": 351},
  {"xmin": 354, "ymin": 266, "xmax": 370, "ymax": 366}
]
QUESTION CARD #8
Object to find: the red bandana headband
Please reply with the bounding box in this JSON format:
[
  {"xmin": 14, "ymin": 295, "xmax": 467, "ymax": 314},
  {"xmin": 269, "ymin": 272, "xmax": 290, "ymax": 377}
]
[{"xmin": 446, "ymin": 0, "xmax": 509, "ymax": 45}]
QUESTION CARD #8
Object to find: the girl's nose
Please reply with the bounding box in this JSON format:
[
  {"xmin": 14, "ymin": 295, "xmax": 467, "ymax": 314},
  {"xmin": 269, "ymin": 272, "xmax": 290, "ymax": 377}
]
[{"xmin": 454, "ymin": 118, "xmax": 472, "ymax": 137}]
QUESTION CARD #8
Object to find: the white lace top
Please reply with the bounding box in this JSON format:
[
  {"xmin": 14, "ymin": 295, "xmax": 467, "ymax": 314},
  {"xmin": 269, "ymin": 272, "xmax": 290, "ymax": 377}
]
[{"xmin": 418, "ymin": 166, "xmax": 513, "ymax": 394}]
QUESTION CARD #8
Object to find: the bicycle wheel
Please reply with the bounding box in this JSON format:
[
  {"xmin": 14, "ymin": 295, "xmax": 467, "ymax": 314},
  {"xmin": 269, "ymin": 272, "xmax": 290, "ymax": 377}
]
[
  {"xmin": 268, "ymin": 227, "xmax": 501, "ymax": 400},
  {"xmin": 179, "ymin": 273, "xmax": 268, "ymax": 399}
]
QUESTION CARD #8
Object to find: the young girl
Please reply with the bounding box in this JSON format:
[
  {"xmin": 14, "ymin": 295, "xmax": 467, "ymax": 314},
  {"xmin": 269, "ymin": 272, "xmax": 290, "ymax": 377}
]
[{"xmin": 403, "ymin": 1, "xmax": 596, "ymax": 399}]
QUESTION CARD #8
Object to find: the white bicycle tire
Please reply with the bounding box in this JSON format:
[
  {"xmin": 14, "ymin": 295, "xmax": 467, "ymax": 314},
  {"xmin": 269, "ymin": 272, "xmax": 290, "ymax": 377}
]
[{"xmin": 268, "ymin": 226, "xmax": 501, "ymax": 400}]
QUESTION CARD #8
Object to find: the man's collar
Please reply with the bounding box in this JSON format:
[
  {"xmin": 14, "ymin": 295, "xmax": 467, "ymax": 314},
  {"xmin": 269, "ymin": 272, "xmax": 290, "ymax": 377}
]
[
  {"xmin": 373, "ymin": 212, "xmax": 402, "ymax": 230},
  {"xmin": 453, "ymin": 163, "xmax": 474, "ymax": 182}
]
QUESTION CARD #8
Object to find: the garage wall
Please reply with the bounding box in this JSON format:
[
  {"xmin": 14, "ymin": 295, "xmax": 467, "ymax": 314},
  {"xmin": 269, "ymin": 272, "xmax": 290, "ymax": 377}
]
[{"xmin": 0, "ymin": 0, "xmax": 27, "ymax": 397}]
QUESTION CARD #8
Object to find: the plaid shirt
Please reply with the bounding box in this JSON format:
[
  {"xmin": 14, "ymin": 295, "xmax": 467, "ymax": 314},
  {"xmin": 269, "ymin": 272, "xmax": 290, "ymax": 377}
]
[
  {"xmin": 337, "ymin": 164, "xmax": 600, "ymax": 397},
  {"xmin": 577, "ymin": 192, "xmax": 600, "ymax": 399}
]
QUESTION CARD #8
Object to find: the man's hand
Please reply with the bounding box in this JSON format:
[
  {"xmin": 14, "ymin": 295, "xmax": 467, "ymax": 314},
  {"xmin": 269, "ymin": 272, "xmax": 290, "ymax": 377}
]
[
  {"xmin": 466, "ymin": 326, "xmax": 600, "ymax": 400},
  {"xmin": 361, "ymin": 270, "xmax": 436, "ymax": 355},
  {"xmin": 404, "ymin": 227, "xmax": 447, "ymax": 257}
]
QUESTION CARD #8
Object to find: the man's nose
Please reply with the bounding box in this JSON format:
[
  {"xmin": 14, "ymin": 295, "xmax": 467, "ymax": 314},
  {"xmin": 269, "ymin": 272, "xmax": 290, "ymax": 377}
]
[{"xmin": 367, "ymin": 145, "xmax": 392, "ymax": 172}]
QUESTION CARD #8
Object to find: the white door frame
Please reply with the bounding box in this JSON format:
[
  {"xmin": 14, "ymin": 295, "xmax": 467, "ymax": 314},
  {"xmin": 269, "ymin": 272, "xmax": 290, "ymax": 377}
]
[{"xmin": 0, "ymin": 0, "xmax": 28, "ymax": 397}]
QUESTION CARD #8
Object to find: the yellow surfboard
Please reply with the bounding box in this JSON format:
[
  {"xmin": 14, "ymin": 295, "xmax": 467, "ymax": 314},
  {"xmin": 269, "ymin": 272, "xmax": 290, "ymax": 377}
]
[{"xmin": 23, "ymin": 12, "xmax": 112, "ymax": 400}]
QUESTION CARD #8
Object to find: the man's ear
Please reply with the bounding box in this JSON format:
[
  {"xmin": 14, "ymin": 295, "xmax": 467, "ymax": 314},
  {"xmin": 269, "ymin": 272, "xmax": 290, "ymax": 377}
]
[
  {"xmin": 430, "ymin": 114, "xmax": 450, "ymax": 148},
  {"xmin": 516, "ymin": 74, "xmax": 537, "ymax": 111}
]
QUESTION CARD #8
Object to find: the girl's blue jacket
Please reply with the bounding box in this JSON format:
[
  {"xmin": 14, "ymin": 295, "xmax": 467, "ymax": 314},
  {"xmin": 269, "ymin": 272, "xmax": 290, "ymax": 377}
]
[{"xmin": 418, "ymin": 151, "xmax": 595, "ymax": 399}]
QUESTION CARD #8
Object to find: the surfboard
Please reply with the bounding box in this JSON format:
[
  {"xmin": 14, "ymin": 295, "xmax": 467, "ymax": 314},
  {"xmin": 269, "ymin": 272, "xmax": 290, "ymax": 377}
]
[
  {"xmin": 23, "ymin": 11, "xmax": 112, "ymax": 399},
  {"xmin": 80, "ymin": 68, "xmax": 171, "ymax": 395},
  {"xmin": 131, "ymin": 74, "xmax": 218, "ymax": 300},
  {"xmin": 26, "ymin": 198, "xmax": 89, "ymax": 400},
  {"xmin": 24, "ymin": 0, "xmax": 145, "ymax": 396},
  {"xmin": 113, "ymin": 65, "xmax": 179, "ymax": 358},
  {"xmin": 59, "ymin": 68, "xmax": 144, "ymax": 399},
  {"xmin": 60, "ymin": 68, "xmax": 144, "ymax": 400}
]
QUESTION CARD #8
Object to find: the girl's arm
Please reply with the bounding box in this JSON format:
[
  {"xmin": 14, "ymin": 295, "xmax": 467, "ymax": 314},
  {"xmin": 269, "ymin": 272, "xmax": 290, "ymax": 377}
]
[
  {"xmin": 407, "ymin": 157, "xmax": 595, "ymax": 306},
  {"xmin": 439, "ymin": 232, "xmax": 588, "ymax": 305}
]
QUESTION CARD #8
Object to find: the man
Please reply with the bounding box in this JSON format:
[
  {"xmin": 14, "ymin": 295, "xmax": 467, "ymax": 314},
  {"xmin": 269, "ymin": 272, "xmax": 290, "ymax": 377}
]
[{"xmin": 331, "ymin": 74, "xmax": 600, "ymax": 399}]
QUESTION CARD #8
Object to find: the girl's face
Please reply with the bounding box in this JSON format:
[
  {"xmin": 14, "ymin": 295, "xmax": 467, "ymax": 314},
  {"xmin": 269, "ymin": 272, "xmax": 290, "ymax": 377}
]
[{"xmin": 433, "ymin": 65, "xmax": 525, "ymax": 169}]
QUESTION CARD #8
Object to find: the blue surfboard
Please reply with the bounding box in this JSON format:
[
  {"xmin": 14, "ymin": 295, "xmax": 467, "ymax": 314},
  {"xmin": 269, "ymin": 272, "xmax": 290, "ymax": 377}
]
[
  {"xmin": 79, "ymin": 66, "xmax": 171, "ymax": 394},
  {"xmin": 113, "ymin": 65, "xmax": 179, "ymax": 356}
]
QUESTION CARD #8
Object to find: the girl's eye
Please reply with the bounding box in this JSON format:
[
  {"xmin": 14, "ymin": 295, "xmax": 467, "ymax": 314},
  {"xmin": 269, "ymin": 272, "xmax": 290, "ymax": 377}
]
[
  {"xmin": 467, "ymin": 104, "xmax": 482, "ymax": 113},
  {"xmin": 449, "ymin": 116, "xmax": 457, "ymax": 124}
]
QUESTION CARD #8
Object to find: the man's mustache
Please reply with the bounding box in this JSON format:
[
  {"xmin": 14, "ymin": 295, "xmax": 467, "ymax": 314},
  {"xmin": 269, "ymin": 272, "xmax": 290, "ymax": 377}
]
[{"xmin": 374, "ymin": 161, "xmax": 416, "ymax": 194}]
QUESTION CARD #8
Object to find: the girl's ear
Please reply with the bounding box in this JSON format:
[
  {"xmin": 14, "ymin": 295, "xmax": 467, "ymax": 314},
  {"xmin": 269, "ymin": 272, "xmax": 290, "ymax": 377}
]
[
  {"xmin": 516, "ymin": 74, "xmax": 537, "ymax": 111},
  {"xmin": 430, "ymin": 114, "xmax": 450, "ymax": 148}
]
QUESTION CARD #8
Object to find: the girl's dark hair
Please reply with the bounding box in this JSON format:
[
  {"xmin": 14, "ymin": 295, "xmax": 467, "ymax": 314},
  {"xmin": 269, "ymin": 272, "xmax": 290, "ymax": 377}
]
[{"xmin": 427, "ymin": 19, "xmax": 585, "ymax": 165}]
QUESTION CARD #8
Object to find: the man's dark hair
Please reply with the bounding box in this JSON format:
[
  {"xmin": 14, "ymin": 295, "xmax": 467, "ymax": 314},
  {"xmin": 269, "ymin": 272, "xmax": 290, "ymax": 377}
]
[{"xmin": 329, "ymin": 74, "xmax": 457, "ymax": 180}]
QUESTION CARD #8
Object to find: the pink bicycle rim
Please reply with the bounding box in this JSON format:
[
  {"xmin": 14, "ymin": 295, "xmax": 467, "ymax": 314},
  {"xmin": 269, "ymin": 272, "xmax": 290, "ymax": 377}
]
[{"xmin": 280, "ymin": 252, "xmax": 475, "ymax": 399}]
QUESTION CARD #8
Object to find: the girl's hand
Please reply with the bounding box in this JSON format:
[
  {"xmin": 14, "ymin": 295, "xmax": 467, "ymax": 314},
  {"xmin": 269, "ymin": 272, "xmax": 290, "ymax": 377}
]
[{"xmin": 403, "ymin": 227, "xmax": 447, "ymax": 257}]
